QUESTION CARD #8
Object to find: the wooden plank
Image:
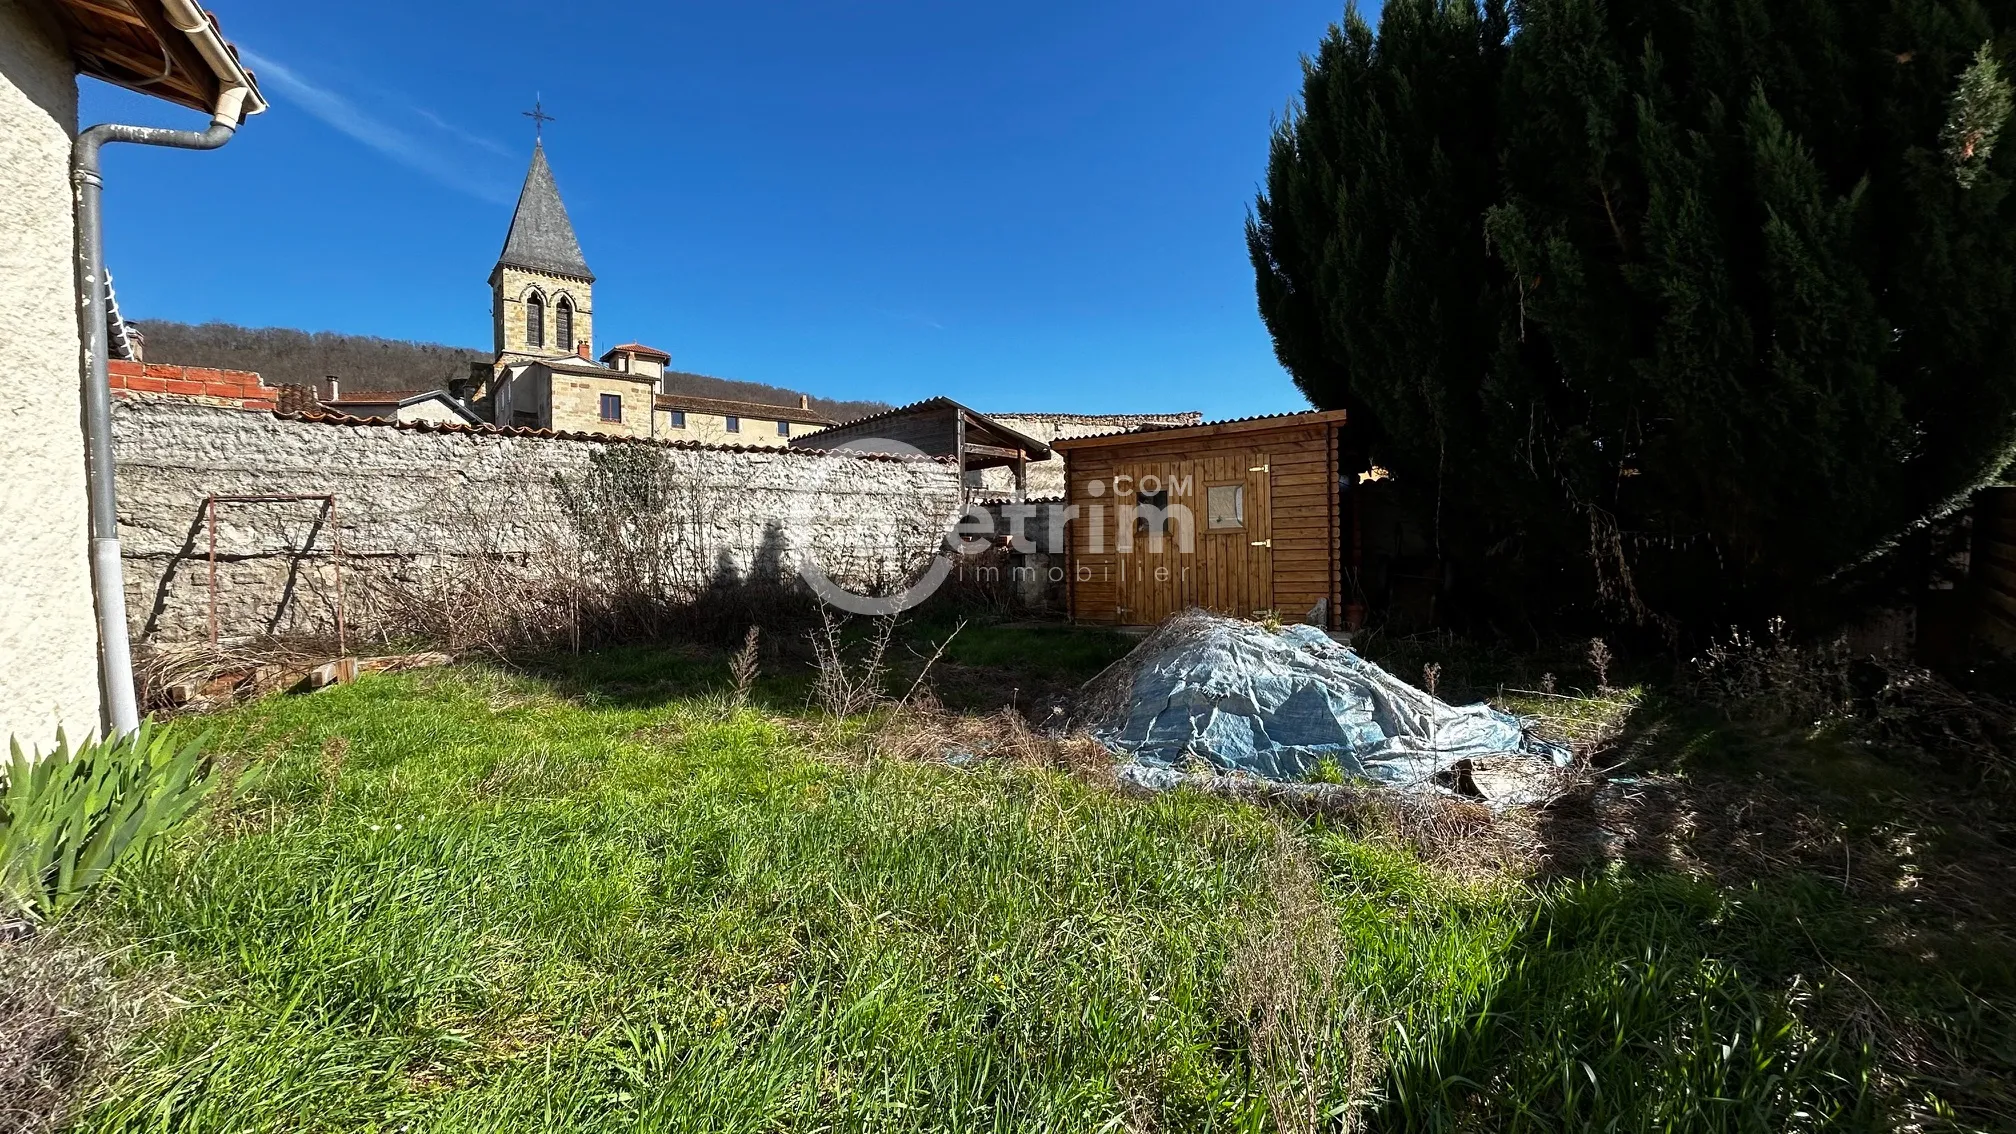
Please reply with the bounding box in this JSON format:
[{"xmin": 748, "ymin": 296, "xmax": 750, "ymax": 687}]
[
  {"xmin": 62, "ymin": 0, "xmax": 147, "ymax": 26},
  {"xmin": 302, "ymin": 657, "xmax": 359, "ymax": 691}
]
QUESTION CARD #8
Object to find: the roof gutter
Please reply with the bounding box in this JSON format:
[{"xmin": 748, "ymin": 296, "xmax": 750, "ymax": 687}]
[
  {"xmin": 157, "ymin": 0, "xmax": 269, "ymax": 117},
  {"xmin": 73, "ymin": 82, "xmax": 253, "ymax": 736}
]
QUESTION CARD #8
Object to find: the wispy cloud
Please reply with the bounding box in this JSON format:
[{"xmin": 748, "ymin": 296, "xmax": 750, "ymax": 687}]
[
  {"xmin": 243, "ymin": 49, "xmax": 513, "ymax": 204},
  {"xmin": 416, "ymin": 107, "xmax": 513, "ymax": 158},
  {"xmin": 879, "ymin": 308, "xmax": 946, "ymax": 331}
]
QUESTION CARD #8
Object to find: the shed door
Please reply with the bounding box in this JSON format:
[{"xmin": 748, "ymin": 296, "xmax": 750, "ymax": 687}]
[{"xmin": 1113, "ymin": 452, "xmax": 1271, "ymax": 623}]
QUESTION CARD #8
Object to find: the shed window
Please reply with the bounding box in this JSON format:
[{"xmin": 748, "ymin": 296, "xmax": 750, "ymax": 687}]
[
  {"xmin": 1135, "ymin": 487, "xmax": 1173, "ymax": 538},
  {"xmin": 600, "ymin": 393, "xmax": 622, "ymax": 422},
  {"xmin": 667, "ymin": 410, "xmax": 686, "ymax": 428},
  {"xmin": 1206, "ymin": 483, "xmax": 1245, "ymax": 530},
  {"xmin": 556, "ymin": 297, "xmax": 574, "ymax": 353},
  {"xmin": 777, "ymin": 420, "xmax": 790, "ymax": 437},
  {"xmin": 725, "ymin": 415, "xmax": 740, "ymax": 433},
  {"xmin": 525, "ymin": 293, "xmax": 545, "ymax": 347}
]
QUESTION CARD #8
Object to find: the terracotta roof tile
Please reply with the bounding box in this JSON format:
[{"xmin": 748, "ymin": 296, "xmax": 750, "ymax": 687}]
[{"xmin": 269, "ymin": 409, "xmax": 946, "ymax": 462}]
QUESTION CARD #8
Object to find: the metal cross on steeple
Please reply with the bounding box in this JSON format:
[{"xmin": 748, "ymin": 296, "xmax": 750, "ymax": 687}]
[{"xmin": 523, "ymin": 95, "xmax": 555, "ymax": 141}]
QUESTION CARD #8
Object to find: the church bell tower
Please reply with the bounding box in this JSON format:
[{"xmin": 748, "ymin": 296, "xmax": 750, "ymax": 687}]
[{"xmin": 491, "ymin": 140, "xmax": 595, "ymax": 367}]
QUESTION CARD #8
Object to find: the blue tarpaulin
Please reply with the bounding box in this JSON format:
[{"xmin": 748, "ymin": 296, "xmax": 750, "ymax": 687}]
[{"xmin": 1082, "ymin": 613, "xmax": 1569, "ymax": 788}]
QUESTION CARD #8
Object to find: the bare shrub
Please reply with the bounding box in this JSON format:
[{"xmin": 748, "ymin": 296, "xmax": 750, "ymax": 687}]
[
  {"xmin": 1587, "ymin": 637, "xmax": 1613, "ymax": 690},
  {"xmin": 1223, "ymin": 831, "xmax": 1381, "ymax": 1134},
  {"xmin": 729, "ymin": 627, "xmax": 761, "ymax": 705},
  {"xmin": 806, "ymin": 610, "xmax": 969, "ymax": 719},
  {"xmin": 809, "ymin": 609, "xmax": 899, "ymax": 717},
  {"xmin": 1691, "ymin": 618, "xmax": 1854, "ymax": 725},
  {"xmin": 1690, "ymin": 619, "xmax": 2016, "ymax": 790}
]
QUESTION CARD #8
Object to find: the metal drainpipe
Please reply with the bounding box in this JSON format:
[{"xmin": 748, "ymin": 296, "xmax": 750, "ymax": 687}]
[{"xmin": 74, "ymin": 88, "xmax": 250, "ymax": 737}]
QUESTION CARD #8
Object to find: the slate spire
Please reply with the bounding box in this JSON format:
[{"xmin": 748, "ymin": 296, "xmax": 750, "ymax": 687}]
[{"xmin": 496, "ymin": 142, "xmax": 594, "ymax": 281}]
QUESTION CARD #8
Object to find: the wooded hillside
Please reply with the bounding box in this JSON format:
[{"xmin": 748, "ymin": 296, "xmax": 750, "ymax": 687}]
[{"xmin": 134, "ymin": 321, "xmax": 890, "ymax": 423}]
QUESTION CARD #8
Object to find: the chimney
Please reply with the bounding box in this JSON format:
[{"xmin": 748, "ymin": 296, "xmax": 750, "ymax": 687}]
[
  {"xmin": 799, "ymin": 393, "xmax": 810, "ymax": 410},
  {"xmin": 322, "ymin": 375, "xmax": 340, "ymax": 402},
  {"xmin": 577, "ymin": 340, "xmax": 590, "ymax": 361}
]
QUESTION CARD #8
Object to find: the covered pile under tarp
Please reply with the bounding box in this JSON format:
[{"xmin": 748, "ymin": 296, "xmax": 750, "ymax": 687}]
[{"xmin": 1075, "ymin": 611, "xmax": 1569, "ymax": 790}]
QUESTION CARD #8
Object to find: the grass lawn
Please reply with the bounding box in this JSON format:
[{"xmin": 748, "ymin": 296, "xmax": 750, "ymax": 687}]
[{"xmin": 50, "ymin": 636, "xmax": 2016, "ymax": 1132}]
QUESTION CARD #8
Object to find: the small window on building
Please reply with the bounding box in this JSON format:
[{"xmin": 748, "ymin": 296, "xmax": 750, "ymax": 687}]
[
  {"xmin": 556, "ymin": 297, "xmax": 574, "ymax": 353},
  {"xmin": 1206, "ymin": 483, "xmax": 1245, "ymax": 530},
  {"xmin": 725, "ymin": 415, "xmax": 740, "ymax": 433},
  {"xmin": 667, "ymin": 409, "xmax": 686, "ymax": 428},
  {"xmin": 1135, "ymin": 487, "xmax": 1174, "ymax": 538},
  {"xmin": 525, "ymin": 293, "xmax": 545, "ymax": 347},
  {"xmin": 600, "ymin": 393, "xmax": 622, "ymax": 422},
  {"xmin": 777, "ymin": 420, "xmax": 790, "ymax": 437}
]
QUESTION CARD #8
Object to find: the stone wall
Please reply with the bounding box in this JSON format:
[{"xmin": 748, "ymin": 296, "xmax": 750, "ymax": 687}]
[
  {"xmin": 977, "ymin": 412, "xmax": 1204, "ymax": 499},
  {"xmin": 113, "ymin": 398, "xmax": 961, "ymax": 646},
  {"xmin": 0, "ymin": 0, "xmax": 103, "ymax": 745}
]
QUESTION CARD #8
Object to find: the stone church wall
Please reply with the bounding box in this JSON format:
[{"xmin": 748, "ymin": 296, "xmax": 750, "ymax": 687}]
[{"xmin": 112, "ymin": 398, "xmax": 961, "ymax": 647}]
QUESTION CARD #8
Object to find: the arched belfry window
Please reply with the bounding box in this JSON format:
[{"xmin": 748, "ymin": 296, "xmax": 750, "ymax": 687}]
[
  {"xmin": 525, "ymin": 291, "xmax": 546, "ymax": 348},
  {"xmin": 556, "ymin": 296, "xmax": 574, "ymax": 354}
]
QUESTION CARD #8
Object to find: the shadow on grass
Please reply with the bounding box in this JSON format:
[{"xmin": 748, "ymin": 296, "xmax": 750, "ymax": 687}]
[
  {"xmin": 504, "ymin": 616, "xmax": 1141, "ymax": 720},
  {"xmin": 1488, "ymin": 692, "xmax": 2016, "ymax": 1130},
  {"xmin": 1372, "ymin": 868, "xmax": 1900, "ymax": 1131},
  {"xmin": 505, "ymin": 643, "xmax": 815, "ymax": 715}
]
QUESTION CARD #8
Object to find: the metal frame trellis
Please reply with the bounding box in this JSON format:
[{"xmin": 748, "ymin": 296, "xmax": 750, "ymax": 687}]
[{"xmin": 204, "ymin": 493, "xmax": 346, "ymax": 655}]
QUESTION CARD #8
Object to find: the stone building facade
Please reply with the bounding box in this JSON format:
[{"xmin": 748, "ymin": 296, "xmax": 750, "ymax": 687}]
[{"xmin": 656, "ymin": 391, "xmax": 837, "ymax": 447}]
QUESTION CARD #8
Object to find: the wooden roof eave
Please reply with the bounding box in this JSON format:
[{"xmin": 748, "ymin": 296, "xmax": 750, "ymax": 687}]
[
  {"xmin": 955, "ymin": 408, "xmax": 1052, "ymax": 462},
  {"xmin": 49, "ymin": 0, "xmax": 266, "ymax": 118}
]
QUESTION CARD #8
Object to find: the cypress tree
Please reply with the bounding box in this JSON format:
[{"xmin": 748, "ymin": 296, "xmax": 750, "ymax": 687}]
[{"xmin": 1252, "ymin": 0, "xmax": 2016, "ymax": 632}]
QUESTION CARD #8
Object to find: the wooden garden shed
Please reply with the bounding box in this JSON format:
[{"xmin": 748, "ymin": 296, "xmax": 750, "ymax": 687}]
[{"xmin": 1054, "ymin": 410, "xmax": 1349, "ymax": 629}]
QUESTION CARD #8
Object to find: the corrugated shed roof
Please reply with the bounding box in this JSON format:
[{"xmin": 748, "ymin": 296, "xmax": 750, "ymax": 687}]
[
  {"xmin": 787, "ymin": 396, "xmax": 1052, "ymax": 458},
  {"xmin": 496, "ymin": 143, "xmax": 594, "ymax": 282},
  {"xmin": 1128, "ymin": 409, "xmax": 1330, "ymax": 431},
  {"xmin": 1049, "ymin": 408, "xmax": 1345, "ymax": 450},
  {"xmin": 985, "ymin": 411, "xmax": 1204, "ymax": 425}
]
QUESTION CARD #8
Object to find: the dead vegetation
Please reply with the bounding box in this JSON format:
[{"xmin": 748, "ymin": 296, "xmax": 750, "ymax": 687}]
[
  {"xmin": 1223, "ymin": 833, "xmax": 1382, "ymax": 1134},
  {"xmin": 0, "ymin": 932, "xmax": 163, "ymax": 1134},
  {"xmin": 1690, "ymin": 618, "xmax": 2016, "ymax": 792}
]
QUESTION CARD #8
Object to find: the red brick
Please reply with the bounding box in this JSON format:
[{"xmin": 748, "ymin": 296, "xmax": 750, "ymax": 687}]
[
  {"xmin": 108, "ymin": 360, "xmax": 145, "ymax": 379},
  {"xmin": 181, "ymin": 367, "xmax": 225, "ymax": 385},
  {"xmin": 123, "ymin": 376, "xmax": 168, "ymax": 394},
  {"xmin": 164, "ymin": 379, "xmax": 206, "ymax": 396},
  {"xmin": 239, "ymin": 398, "xmax": 277, "ymax": 411},
  {"xmin": 203, "ymin": 382, "xmax": 245, "ymax": 398},
  {"xmin": 146, "ymin": 364, "xmax": 185, "ymax": 380}
]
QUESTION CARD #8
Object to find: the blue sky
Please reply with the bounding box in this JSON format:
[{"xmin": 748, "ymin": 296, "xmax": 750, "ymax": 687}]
[{"xmin": 81, "ymin": 1, "xmax": 1355, "ymax": 418}]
